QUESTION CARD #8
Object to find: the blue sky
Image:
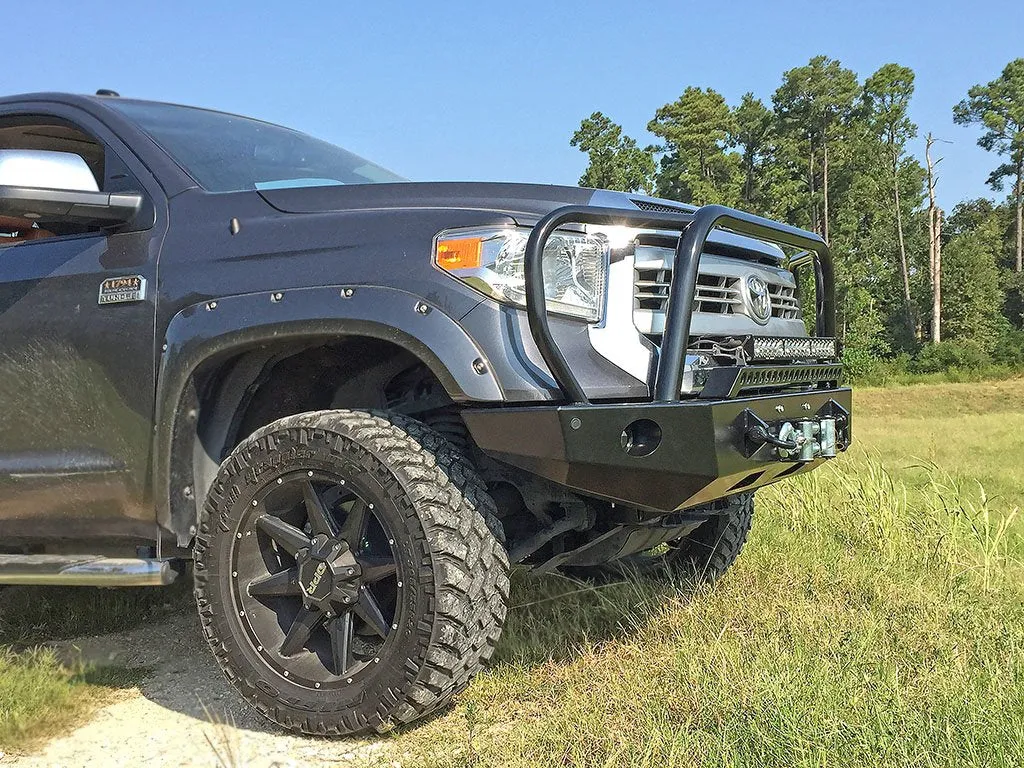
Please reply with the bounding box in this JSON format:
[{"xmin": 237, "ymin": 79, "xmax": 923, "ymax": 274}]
[{"xmin": 4, "ymin": 1, "xmax": 1021, "ymax": 210}]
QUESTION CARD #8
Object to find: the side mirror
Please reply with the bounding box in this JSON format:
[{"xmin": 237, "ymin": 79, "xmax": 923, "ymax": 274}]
[{"xmin": 0, "ymin": 150, "xmax": 143, "ymax": 227}]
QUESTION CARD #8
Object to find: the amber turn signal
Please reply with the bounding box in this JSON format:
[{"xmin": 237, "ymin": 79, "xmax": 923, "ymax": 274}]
[{"xmin": 436, "ymin": 237, "xmax": 482, "ymax": 270}]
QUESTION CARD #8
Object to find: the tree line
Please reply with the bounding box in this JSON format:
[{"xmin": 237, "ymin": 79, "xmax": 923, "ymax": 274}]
[{"xmin": 570, "ymin": 57, "xmax": 1024, "ymax": 379}]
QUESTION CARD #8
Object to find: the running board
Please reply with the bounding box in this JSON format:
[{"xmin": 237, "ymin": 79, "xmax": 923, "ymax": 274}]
[{"xmin": 0, "ymin": 555, "xmax": 181, "ymax": 586}]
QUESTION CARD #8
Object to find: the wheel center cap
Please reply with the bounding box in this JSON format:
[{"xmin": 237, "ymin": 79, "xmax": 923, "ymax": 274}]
[
  {"xmin": 301, "ymin": 559, "xmax": 332, "ymax": 598},
  {"xmin": 296, "ymin": 534, "xmax": 360, "ymax": 610}
]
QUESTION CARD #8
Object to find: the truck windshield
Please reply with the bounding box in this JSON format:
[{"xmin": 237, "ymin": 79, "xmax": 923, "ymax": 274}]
[{"xmin": 109, "ymin": 100, "xmax": 406, "ymax": 192}]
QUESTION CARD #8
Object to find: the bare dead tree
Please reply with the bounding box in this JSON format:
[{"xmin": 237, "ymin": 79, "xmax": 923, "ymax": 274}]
[
  {"xmin": 926, "ymin": 133, "xmax": 943, "ymax": 344},
  {"xmin": 890, "ymin": 144, "xmax": 915, "ymax": 338}
]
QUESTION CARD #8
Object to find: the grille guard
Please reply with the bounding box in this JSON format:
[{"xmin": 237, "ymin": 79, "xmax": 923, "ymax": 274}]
[{"xmin": 523, "ymin": 204, "xmax": 836, "ymax": 403}]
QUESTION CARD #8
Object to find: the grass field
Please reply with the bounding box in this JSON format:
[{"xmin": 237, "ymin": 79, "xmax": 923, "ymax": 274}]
[
  {"xmin": 1, "ymin": 379, "xmax": 1022, "ymax": 765},
  {"xmin": 386, "ymin": 379, "xmax": 1024, "ymax": 767}
]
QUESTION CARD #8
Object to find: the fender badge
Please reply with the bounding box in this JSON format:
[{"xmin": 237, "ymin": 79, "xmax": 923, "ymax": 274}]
[{"xmin": 98, "ymin": 275, "xmax": 147, "ymax": 305}]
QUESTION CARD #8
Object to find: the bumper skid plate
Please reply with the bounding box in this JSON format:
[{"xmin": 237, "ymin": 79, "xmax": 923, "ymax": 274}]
[{"xmin": 463, "ymin": 388, "xmax": 852, "ymax": 514}]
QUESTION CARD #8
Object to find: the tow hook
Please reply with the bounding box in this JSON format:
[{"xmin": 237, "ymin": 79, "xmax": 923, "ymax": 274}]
[{"xmin": 738, "ymin": 403, "xmax": 846, "ymax": 461}]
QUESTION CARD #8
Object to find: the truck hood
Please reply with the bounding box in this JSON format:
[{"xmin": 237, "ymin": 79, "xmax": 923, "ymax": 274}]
[{"xmin": 257, "ymin": 182, "xmax": 785, "ymax": 262}]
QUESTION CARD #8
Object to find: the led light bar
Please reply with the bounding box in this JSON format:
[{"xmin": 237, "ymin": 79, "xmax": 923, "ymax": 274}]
[{"xmin": 744, "ymin": 336, "xmax": 839, "ymax": 361}]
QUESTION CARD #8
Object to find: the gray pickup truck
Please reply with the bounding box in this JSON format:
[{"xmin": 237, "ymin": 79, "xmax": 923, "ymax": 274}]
[{"xmin": 0, "ymin": 91, "xmax": 850, "ymax": 735}]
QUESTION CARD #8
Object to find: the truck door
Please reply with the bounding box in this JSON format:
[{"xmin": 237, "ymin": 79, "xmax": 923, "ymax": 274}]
[{"xmin": 0, "ymin": 106, "xmax": 166, "ymax": 545}]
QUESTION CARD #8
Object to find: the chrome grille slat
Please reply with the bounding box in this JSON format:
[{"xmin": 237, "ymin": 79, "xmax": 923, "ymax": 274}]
[
  {"xmin": 635, "ymin": 262, "xmax": 797, "ymax": 319},
  {"xmin": 768, "ymin": 284, "xmax": 800, "ymax": 319}
]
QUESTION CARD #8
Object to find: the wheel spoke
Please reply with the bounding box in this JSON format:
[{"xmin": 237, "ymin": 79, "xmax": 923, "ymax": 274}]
[
  {"xmin": 357, "ymin": 555, "xmax": 397, "ymax": 584},
  {"xmin": 247, "ymin": 567, "xmax": 301, "ymax": 598},
  {"xmin": 280, "ymin": 606, "xmax": 323, "ymax": 657},
  {"xmin": 353, "ymin": 587, "xmax": 390, "ymax": 637},
  {"xmin": 301, "ymin": 480, "xmax": 337, "ymax": 537},
  {"xmin": 329, "ymin": 613, "xmax": 353, "ymax": 676},
  {"xmin": 338, "ymin": 499, "xmax": 369, "ymax": 544},
  {"xmin": 255, "ymin": 514, "xmax": 311, "ymax": 556}
]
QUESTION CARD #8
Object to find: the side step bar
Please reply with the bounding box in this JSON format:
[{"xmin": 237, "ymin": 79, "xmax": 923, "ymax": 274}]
[{"xmin": 0, "ymin": 555, "xmax": 182, "ymax": 586}]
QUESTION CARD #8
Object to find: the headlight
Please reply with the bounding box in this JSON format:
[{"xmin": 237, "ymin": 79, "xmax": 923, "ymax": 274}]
[{"xmin": 434, "ymin": 226, "xmax": 609, "ymax": 322}]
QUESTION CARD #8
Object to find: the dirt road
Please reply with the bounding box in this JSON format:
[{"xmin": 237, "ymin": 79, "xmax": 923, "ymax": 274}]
[{"xmin": 5, "ymin": 610, "xmax": 386, "ymax": 768}]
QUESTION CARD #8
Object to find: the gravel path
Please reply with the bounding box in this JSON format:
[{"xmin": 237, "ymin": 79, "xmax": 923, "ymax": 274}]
[{"xmin": 4, "ymin": 610, "xmax": 388, "ymax": 768}]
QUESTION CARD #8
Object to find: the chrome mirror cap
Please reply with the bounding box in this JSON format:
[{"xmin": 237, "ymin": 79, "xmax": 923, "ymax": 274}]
[{"xmin": 0, "ymin": 149, "xmax": 99, "ymax": 192}]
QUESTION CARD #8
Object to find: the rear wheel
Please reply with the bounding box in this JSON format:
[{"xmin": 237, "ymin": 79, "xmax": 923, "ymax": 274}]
[{"xmin": 194, "ymin": 410, "xmax": 508, "ymax": 736}]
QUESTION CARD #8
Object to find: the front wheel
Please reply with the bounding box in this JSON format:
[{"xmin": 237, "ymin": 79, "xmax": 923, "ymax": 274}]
[
  {"xmin": 575, "ymin": 493, "xmax": 754, "ymax": 583},
  {"xmin": 193, "ymin": 410, "xmax": 509, "ymax": 736},
  {"xmin": 664, "ymin": 492, "xmax": 754, "ymax": 581}
]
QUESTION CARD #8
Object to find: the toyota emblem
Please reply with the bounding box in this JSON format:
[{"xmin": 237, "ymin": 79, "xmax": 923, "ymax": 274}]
[{"xmin": 746, "ymin": 275, "xmax": 772, "ymax": 324}]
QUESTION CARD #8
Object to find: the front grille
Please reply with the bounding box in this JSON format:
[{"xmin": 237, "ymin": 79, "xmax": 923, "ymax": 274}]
[{"xmin": 634, "ymin": 264, "xmax": 795, "ymax": 320}]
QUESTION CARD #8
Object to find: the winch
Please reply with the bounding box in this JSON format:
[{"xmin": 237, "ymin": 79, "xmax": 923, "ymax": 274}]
[
  {"xmin": 738, "ymin": 401, "xmax": 848, "ymax": 462},
  {"xmin": 771, "ymin": 418, "xmax": 838, "ymax": 461}
]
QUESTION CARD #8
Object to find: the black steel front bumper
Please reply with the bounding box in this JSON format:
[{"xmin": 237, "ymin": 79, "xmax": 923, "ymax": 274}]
[
  {"xmin": 464, "ymin": 202, "xmax": 850, "ymax": 514},
  {"xmin": 463, "ymin": 387, "xmax": 851, "ymax": 514}
]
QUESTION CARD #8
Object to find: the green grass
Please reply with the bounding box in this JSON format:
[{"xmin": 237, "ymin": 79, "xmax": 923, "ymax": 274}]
[
  {"xmin": 0, "ymin": 648, "xmax": 148, "ymax": 750},
  {"xmin": 853, "ymin": 377, "xmax": 1024, "ymax": 510},
  {"xmin": 848, "ymin": 363, "xmax": 1024, "ymax": 389},
  {"xmin": 381, "ymin": 380, "xmax": 1024, "ymax": 767}
]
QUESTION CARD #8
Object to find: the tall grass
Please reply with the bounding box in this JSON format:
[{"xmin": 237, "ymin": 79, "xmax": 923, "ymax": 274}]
[{"xmin": 385, "ymin": 445, "xmax": 1024, "ymax": 767}]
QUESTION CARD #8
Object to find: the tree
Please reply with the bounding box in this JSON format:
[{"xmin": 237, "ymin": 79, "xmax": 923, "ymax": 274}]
[
  {"xmin": 941, "ymin": 206, "xmax": 1005, "ymax": 351},
  {"xmin": 647, "ymin": 87, "xmax": 740, "ymax": 205},
  {"xmin": 730, "ymin": 93, "xmax": 774, "ymax": 209},
  {"xmin": 954, "ymin": 58, "xmax": 1024, "ymax": 273},
  {"xmin": 570, "ymin": 112, "xmax": 655, "ymax": 194},
  {"xmin": 925, "ymin": 133, "xmax": 943, "ymax": 343},
  {"xmin": 863, "ymin": 63, "xmax": 918, "ymax": 338},
  {"xmin": 773, "ymin": 56, "xmax": 860, "ymax": 242}
]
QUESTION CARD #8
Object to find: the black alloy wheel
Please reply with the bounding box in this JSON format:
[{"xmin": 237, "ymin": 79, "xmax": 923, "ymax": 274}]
[
  {"xmin": 234, "ymin": 470, "xmax": 400, "ymax": 685},
  {"xmin": 194, "ymin": 410, "xmax": 509, "ymax": 736}
]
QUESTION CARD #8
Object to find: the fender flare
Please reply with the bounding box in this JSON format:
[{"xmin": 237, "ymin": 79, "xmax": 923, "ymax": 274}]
[{"xmin": 153, "ymin": 284, "xmax": 502, "ymax": 542}]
